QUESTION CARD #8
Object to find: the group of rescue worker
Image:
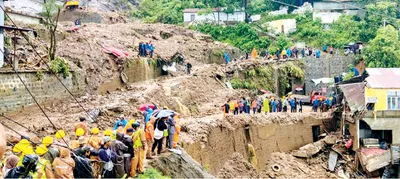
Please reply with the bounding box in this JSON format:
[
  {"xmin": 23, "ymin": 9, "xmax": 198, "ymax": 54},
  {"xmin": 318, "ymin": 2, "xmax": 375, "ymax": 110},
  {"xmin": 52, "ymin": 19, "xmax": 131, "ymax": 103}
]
[{"xmin": 1, "ymin": 108, "xmax": 181, "ymax": 178}]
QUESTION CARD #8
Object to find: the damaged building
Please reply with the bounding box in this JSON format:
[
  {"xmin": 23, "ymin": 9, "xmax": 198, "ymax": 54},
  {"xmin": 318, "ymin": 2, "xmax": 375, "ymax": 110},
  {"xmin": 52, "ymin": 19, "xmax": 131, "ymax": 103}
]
[{"xmin": 338, "ymin": 68, "xmax": 400, "ymax": 177}]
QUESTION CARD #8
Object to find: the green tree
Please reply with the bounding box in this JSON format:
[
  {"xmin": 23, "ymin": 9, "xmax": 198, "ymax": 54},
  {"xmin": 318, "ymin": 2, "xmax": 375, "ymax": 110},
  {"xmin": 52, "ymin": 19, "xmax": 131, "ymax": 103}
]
[
  {"xmin": 42, "ymin": 0, "xmax": 62, "ymax": 61},
  {"xmin": 363, "ymin": 25, "xmax": 400, "ymax": 68},
  {"xmin": 362, "ymin": 1, "xmax": 399, "ymax": 41}
]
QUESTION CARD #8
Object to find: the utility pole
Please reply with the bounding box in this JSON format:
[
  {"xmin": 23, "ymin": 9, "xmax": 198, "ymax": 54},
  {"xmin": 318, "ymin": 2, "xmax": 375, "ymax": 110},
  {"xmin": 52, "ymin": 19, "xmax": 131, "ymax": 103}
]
[
  {"xmin": 383, "ymin": 19, "xmax": 386, "ymax": 27},
  {"xmin": 0, "ymin": 0, "xmax": 6, "ymax": 68}
]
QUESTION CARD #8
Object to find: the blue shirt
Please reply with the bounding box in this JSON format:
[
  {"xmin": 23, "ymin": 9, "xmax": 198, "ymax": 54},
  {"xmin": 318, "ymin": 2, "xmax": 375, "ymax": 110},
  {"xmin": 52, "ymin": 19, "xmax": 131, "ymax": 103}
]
[
  {"xmin": 313, "ymin": 99, "xmax": 319, "ymax": 107},
  {"xmin": 149, "ymin": 45, "xmax": 154, "ymax": 51},
  {"xmin": 113, "ymin": 119, "xmax": 128, "ymax": 130}
]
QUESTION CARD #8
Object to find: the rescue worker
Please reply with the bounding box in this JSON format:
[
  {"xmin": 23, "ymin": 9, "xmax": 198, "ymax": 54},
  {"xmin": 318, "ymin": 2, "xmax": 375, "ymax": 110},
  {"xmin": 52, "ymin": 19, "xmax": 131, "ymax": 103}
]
[
  {"xmin": 70, "ymin": 128, "xmax": 85, "ymax": 149},
  {"xmin": 263, "ymin": 97, "xmax": 270, "ymax": 114},
  {"xmin": 251, "ymin": 48, "xmax": 257, "ymax": 59},
  {"xmin": 5, "ymin": 154, "xmax": 39, "ymax": 179},
  {"xmin": 74, "ymin": 117, "xmax": 88, "ymax": 136},
  {"xmin": 172, "ymin": 115, "xmax": 181, "ymax": 148},
  {"xmin": 115, "ymin": 122, "xmax": 125, "ymax": 134},
  {"xmin": 15, "ymin": 139, "xmax": 34, "ymax": 167},
  {"xmin": 33, "ymin": 144, "xmax": 54, "ymax": 179},
  {"xmin": 131, "ymin": 122, "xmax": 146, "ymax": 177},
  {"xmin": 229, "ymin": 100, "xmax": 235, "ymax": 114},
  {"xmin": 251, "ymin": 99, "xmax": 257, "ymax": 114},
  {"xmin": 88, "ymin": 128, "xmax": 102, "ymax": 151},
  {"xmin": 111, "ymin": 132, "xmax": 128, "ymax": 178},
  {"xmin": 124, "ymin": 119, "xmax": 135, "ymax": 133},
  {"xmin": 233, "ymin": 100, "xmax": 239, "ymax": 115},
  {"xmin": 113, "ymin": 114, "xmax": 128, "ymax": 130},
  {"xmin": 42, "ymin": 136, "xmax": 60, "ymax": 164},
  {"xmin": 54, "ymin": 130, "xmax": 66, "ymax": 144},
  {"xmin": 99, "ymin": 136, "xmax": 116, "ymax": 178},
  {"xmin": 104, "ymin": 129, "xmax": 113, "ymax": 137},
  {"xmin": 52, "ymin": 147, "xmax": 75, "ymax": 178},
  {"xmin": 145, "ymin": 117, "xmax": 155, "ymax": 159},
  {"xmin": 123, "ymin": 128, "xmax": 134, "ymax": 175}
]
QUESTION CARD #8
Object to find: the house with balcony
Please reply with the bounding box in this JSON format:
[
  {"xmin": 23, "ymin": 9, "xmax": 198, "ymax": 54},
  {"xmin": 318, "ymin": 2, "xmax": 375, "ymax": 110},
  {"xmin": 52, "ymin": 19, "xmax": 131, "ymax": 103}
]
[
  {"xmin": 339, "ymin": 68, "xmax": 400, "ymax": 175},
  {"xmin": 313, "ymin": 0, "xmax": 365, "ymax": 24},
  {"xmin": 340, "ymin": 68, "xmax": 400, "ymax": 149},
  {"xmin": 183, "ymin": 8, "xmax": 246, "ymax": 25}
]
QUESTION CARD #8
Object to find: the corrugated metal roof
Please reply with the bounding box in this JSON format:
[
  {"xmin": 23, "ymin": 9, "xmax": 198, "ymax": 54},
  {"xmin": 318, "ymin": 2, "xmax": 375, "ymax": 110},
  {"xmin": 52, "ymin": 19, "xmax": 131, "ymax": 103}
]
[
  {"xmin": 366, "ymin": 68, "xmax": 400, "ymax": 89},
  {"xmin": 339, "ymin": 82, "xmax": 366, "ymax": 112}
]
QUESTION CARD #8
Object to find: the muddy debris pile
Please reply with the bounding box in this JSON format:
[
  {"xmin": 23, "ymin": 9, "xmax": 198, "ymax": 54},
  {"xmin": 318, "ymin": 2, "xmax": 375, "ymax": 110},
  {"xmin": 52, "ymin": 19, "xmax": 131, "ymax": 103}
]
[
  {"xmin": 218, "ymin": 153, "xmax": 260, "ymax": 178},
  {"xmin": 262, "ymin": 152, "xmax": 335, "ymax": 178}
]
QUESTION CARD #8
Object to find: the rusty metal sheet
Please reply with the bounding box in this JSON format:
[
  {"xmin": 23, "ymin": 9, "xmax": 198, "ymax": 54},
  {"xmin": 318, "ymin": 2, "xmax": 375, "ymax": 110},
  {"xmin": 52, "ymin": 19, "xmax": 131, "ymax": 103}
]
[{"xmin": 339, "ymin": 82, "xmax": 365, "ymax": 113}]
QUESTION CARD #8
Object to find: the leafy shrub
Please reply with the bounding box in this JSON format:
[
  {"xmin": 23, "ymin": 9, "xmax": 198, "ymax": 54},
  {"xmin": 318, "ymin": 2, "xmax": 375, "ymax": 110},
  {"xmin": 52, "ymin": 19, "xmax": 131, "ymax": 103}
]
[
  {"xmin": 48, "ymin": 57, "xmax": 70, "ymax": 78},
  {"xmin": 138, "ymin": 168, "xmax": 170, "ymax": 179}
]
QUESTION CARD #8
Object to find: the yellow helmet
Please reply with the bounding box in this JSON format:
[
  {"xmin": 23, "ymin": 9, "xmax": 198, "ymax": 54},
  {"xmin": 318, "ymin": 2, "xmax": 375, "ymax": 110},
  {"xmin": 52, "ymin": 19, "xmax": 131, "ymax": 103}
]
[
  {"xmin": 22, "ymin": 146, "xmax": 35, "ymax": 155},
  {"xmin": 91, "ymin": 128, "xmax": 100, "ymax": 135},
  {"xmin": 55, "ymin": 130, "xmax": 66, "ymax": 139},
  {"xmin": 12, "ymin": 143, "xmax": 24, "ymax": 154},
  {"xmin": 103, "ymin": 129, "xmax": 112, "ymax": 136},
  {"xmin": 35, "ymin": 144, "xmax": 48, "ymax": 155},
  {"xmin": 42, "ymin": 136, "xmax": 54, "ymax": 146},
  {"xmin": 76, "ymin": 128, "xmax": 85, "ymax": 137},
  {"xmin": 19, "ymin": 139, "xmax": 30, "ymax": 146}
]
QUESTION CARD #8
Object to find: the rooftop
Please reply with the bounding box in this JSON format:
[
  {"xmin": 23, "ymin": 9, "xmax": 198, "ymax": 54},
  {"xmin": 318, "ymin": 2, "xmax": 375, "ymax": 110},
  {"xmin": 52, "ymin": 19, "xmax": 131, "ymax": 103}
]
[
  {"xmin": 183, "ymin": 8, "xmax": 244, "ymax": 13},
  {"xmin": 366, "ymin": 68, "xmax": 400, "ymax": 89}
]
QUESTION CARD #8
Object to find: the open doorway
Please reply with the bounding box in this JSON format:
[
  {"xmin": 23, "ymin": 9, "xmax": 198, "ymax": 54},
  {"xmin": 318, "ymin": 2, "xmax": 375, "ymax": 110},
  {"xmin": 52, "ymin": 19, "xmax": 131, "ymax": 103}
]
[{"xmin": 312, "ymin": 125, "xmax": 320, "ymax": 142}]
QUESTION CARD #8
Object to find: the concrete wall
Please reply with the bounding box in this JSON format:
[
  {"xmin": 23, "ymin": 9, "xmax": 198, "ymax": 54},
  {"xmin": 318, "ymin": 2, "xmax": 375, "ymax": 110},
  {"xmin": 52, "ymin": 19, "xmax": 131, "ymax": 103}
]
[
  {"xmin": 183, "ymin": 116, "xmax": 327, "ymax": 174},
  {"xmin": 7, "ymin": 12, "xmax": 41, "ymax": 25},
  {"xmin": 363, "ymin": 118, "xmax": 400, "ymax": 145},
  {"xmin": 313, "ymin": 12, "xmax": 342, "ymax": 24},
  {"xmin": 313, "ymin": 1, "xmax": 363, "ymax": 11},
  {"xmin": 264, "ymin": 19, "xmax": 296, "ymax": 35},
  {"xmin": 183, "ymin": 11, "xmax": 245, "ymax": 23},
  {"xmin": 0, "ymin": 70, "xmax": 85, "ymax": 113},
  {"xmin": 303, "ymin": 56, "xmax": 355, "ymax": 95}
]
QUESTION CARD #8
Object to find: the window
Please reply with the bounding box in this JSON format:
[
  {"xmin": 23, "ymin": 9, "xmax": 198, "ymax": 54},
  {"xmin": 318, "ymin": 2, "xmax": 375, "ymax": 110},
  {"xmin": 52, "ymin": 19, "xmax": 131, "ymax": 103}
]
[
  {"xmin": 387, "ymin": 91, "xmax": 400, "ymax": 110},
  {"xmin": 190, "ymin": 14, "xmax": 195, "ymax": 21}
]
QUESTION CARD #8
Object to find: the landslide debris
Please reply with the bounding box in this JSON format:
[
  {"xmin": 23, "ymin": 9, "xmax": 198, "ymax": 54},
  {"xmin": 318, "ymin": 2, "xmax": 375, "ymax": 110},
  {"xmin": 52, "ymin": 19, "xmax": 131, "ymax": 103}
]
[
  {"xmin": 218, "ymin": 153, "xmax": 260, "ymax": 178},
  {"xmin": 262, "ymin": 152, "xmax": 335, "ymax": 178}
]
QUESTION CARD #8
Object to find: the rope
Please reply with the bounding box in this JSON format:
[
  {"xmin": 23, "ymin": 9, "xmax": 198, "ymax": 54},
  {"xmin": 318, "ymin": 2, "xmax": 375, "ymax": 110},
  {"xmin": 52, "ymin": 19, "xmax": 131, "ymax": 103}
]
[
  {"xmin": 0, "ymin": 48, "xmax": 70, "ymax": 148},
  {"xmin": 0, "ymin": 5, "xmax": 93, "ymax": 122}
]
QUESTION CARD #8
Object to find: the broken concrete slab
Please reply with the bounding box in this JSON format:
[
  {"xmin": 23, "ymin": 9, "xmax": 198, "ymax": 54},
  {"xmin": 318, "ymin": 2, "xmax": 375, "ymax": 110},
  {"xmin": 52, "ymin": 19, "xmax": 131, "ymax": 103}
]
[
  {"xmin": 328, "ymin": 151, "xmax": 338, "ymax": 171},
  {"xmin": 323, "ymin": 135, "xmax": 338, "ymax": 145},
  {"xmin": 149, "ymin": 147, "xmax": 214, "ymax": 178},
  {"xmin": 360, "ymin": 148, "xmax": 391, "ymax": 172},
  {"xmin": 292, "ymin": 140, "xmax": 325, "ymax": 158}
]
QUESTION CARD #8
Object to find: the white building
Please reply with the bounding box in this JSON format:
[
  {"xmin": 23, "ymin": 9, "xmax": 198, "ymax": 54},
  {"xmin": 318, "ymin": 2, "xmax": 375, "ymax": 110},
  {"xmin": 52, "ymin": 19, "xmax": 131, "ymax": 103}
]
[
  {"xmin": 183, "ymin": 8, "xmax": 245, "ymax": 25},
  {"xmin": 264, "ymin": 19, "xmax": 296, "ymax": 35},
  {"xmin": 313, "ymin": 0, "xmax": 365, "ymax": 24}
]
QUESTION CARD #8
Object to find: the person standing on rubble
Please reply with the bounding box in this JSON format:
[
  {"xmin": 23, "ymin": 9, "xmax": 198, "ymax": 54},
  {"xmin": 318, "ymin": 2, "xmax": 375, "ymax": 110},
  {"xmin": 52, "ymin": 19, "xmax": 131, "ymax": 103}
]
[
  {"xmin": 256, "ymin": 98, "xmax": 263, "ymax": 113},
  {"xmin": 278, "ymin": 99, "xmax": 282, "ymax": 112},
  {"xmin": 319, "ymin": 98, "xmax": 324, "ymax": 113},
  {"xmin": 312, "ymin": 98, "xmax": 319, "ymax": 112},
  {"xmin": 149, "ymin": 42, "xmax": 154, "ymax": 58},
  {"xmin": 131, "ymin": 122, "xmax": 146, "ymax": 177},
  {"xmin": 234, "ymin": 100, "xmax": 239, "ymax": 115},
  {"xmin": 186, "ymin": 61, "xmax": 192, "ymax": 75},
  {"xmin": 223, "ymin": 100, "xmax": 230, "ymax": 116},
  {"xmin": 263, "ymin": 97, "xmax": 270, "ymax": 114},
  {"xmin": 75, "ymin": 117, "xmax": 88, "ymax": 136},
  {"xmin": 299, "ymin": 99, "xmax": 303, "ymax": 113},
  {"xmin": 224, "ymin": 52, "xmax": 231, "ymax": 64},
  {"xmin": 251, "ymin": 99, "xmax": 257, "ymax": 114}
]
